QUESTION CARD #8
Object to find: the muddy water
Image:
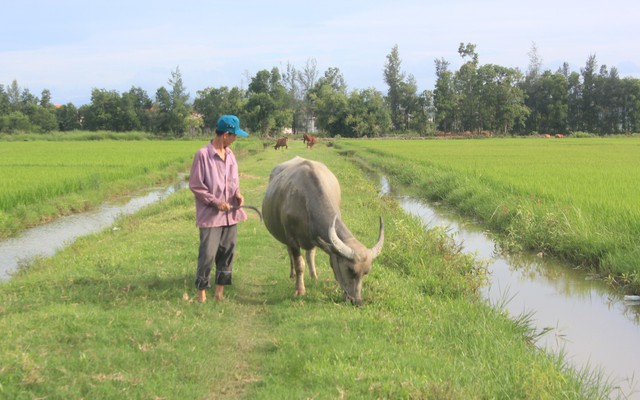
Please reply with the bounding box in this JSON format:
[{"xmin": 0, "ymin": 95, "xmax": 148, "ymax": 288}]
[
  {"xmin": 379, "ymin": 176, "xmax": 640, "ymax": 399},
  {"xmin": 0, "ymin": 180, "xmax": 188, "ymax": 281}
]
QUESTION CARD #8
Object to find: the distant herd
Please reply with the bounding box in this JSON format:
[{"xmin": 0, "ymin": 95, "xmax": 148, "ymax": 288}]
[{"xmin": 273, "ymin": 134, "xmax": 318, "ymax": 150}]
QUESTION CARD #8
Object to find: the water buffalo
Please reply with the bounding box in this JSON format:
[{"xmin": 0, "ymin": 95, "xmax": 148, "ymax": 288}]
[
  {"xmin": 262, "ymin": 157, "xmax": 384, "ymax": 305},
  {"xmin": 274, "ymin": 137, "xmax": 288, "ymax": 150}
]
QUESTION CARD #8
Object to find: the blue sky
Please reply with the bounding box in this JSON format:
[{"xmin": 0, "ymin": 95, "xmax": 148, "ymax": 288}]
[{"xmin": 2, "ymin": 0, "xmax": 639, "ymax": 106}]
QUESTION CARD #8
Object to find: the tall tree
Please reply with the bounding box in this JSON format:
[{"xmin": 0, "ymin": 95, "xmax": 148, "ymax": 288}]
[
  {"xmin": 167, "ymin": 66, "xmax": 190, "ymax": 135},
  {"xmin": 0, "ymin": 85, "xmax": 10, "ymax": 115},
  {"xmin": 383, "ymin": 45, "xmax": 405, "ymax": 130},
  {"xmin": 581, "ymin": 54, "xmax": 599, "ymax": 132},
  {"xmin": 433, "ymin": 58, "xmax": 457, "ymax": 132},
  {"xmin": 621, "ymin": 77, "xmax": 640, "ymax": 133},
  {"xmin": 7, "ymin": 80, "xmax": 20, "ymax": 111},
  {"xmin": 298, "ymin": 58, "xmax": 320, "ymax": 132},
  {"xmin": 455, "ymin": 43, "xmax": 480, "ymax": 132}
]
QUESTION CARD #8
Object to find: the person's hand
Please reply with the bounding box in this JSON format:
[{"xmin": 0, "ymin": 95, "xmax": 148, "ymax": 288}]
[
  {"xmin": 217, "ymin": 202, "xmax": 231, "ymax": 212},
  {"xmin": 235, "ymin": 193, "xmax": 245, "ymax": 207}
]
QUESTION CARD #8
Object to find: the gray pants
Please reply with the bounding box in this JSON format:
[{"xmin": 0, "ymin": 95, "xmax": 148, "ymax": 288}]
[{"xmin": 195, "ymin": 225, "xmax": 237, "ymax": 289}]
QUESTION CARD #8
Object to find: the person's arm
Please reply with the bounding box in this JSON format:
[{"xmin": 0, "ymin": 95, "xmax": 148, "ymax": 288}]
[{"xmin": 189, "ymin": 151, "xmax": 218, "ymax": 207}]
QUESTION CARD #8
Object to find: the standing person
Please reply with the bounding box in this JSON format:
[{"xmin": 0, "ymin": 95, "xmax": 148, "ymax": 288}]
[{"xmin": 189, "ymin": 115, "xmax": 249, "ymax": 303}]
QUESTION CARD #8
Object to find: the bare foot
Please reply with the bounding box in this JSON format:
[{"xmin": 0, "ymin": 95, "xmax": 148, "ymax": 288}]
[
  {"xmin": 196, "ymin": 289, "xmax": 207, "ymax": 303},
  {"xmin": 214, "ymin": 285, "xmax": 224, "ymax": 301}
]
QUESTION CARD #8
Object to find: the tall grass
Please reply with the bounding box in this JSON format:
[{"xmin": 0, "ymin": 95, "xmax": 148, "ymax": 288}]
[
  {"xmin": 338, "ymin": 137, "xmax": 640, "ymax": 292},
  {"xmin": 0, "ymin": 140, "xmax": 612, "ymax": 398}
]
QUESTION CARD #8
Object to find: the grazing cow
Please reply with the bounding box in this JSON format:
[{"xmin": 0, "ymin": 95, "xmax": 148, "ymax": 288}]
[
  {"xmin": 262, "ymin": 157, "xmax": 384, "ymax": 305},
  {"xmin": 305, "ymin": 135, "xmax": 317, "ymax": 149},
  {"xmin": 274, "ymin": 137, "xmax": 288, "ymax": 150},
  {"xmin": 555, "ymin": 134, "xmax": 564, "ymax": 138}
]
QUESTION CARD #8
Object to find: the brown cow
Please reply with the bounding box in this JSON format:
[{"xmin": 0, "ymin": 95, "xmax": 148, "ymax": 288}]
[
  {"xmin": 303, "ymin": 133, "xmax": 314, "ymax": 143},
  {"xmin": 306, "ymin": 135, "xmax": 317, "ymax": 149},
  {"xmin": 274, "ymin": 137, "xmax": 288, "ymax": 150},
  {"xmin": 555, "ymin": 134, "xmax": 564, "ymax": 139}
]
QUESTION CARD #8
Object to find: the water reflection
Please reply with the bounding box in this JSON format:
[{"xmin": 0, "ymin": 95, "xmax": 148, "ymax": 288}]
[
  {"xmin": 0, "ymin": 180, "xmax": 188, "ymax": 281},
  {"xmin": 378, "ymin": 175, "xmax": 640, "ymax": 399}
]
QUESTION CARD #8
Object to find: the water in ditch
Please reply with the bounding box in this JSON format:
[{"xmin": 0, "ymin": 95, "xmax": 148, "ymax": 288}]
[
  {"xmin": 378, "ymin": 175, "xmax": 639, "ymax": 399},
  {"xmin": 0, "ymin": 180, "xmax": 188, "ymax": 281}
]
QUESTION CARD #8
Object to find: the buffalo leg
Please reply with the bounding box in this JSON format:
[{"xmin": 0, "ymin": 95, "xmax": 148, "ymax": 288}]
[
  {"xmin": 288, "ymin": 246, "xmax": 306, "ymax": 296},
  {"xmin": 305, "ymin": 248, "xmax": 317, "ymax": 279},
  {"xmin": 287, "ymin": 247, "xmax": 295, "ymax": 278}
]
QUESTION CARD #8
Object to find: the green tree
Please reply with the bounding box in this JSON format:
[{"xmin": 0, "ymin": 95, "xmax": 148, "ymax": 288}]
[
  {"xmin": 565, "ymin": 66, "xmax": 582, "ymax": 132},
  {"xmin": 56, "ymin": 103, "xmax": 81, "ymax": 131},
  {"xmin": 383, "ymin": 45, "xmax": 405, "ymax": 130},
  {"xmin": 539, "ymin": 71, "xmax": 568, "ymax": 133},
  {"xmin": 123, "ymin": 86, "xmax": 152, "ymax": 131},
  {"xmin": 0, "ymin": 84, "xmax": 10, "ymax": 115},
  {"xmin": 30, "ymin": 106, "xmax": 58, "ymax": 132},
  {"xmin": 621, "ymin": 77, "xmax": 640, "ymax": 133},
  {"xmin": 307, "ymin": 67, "xmax": 350, "ymax": 136},
  {"xmin": 397, "ymin": 75, "xmax": 423, "ymax": 131},
  {"xmin": 581, "ymin": 54, "xmax": 599, "ymax": 133},
  {"xmin": 40, "ymin": 89, "xmax": 52, "ymax": 108},
  {"xmin": 297, "ymin": 58, "xmax": 320, "ymax": 132},
  {"xmin": 245, "ymin": 68, "xmax": 293, "ymax": 136},
  {"xmin": 151, "ymin": 87, "xmax": 172, "ymax": 135},
  {"xmin": 455, "ymin": 43, "xmax": 480, "ymax": 132},
  {"xmin": 433, "ymin": 58, "xmax": 457, "ymax": 132},
  {"xmin": 476, "ymin": 64, "xmax": 527, "ymax": 134},
  {"xmin": 193, "ymin": 86, "xmax": 246, "ymax": 131},
  {"xmin": 0, "ymin": 111, "xmax": 31, "ymax": 133},
  {"xmin": 7, "ymin": 80, "xmax": 20, "ymax": 111},
  {"xmin": 167, "ymin": 66, "xmax": 191, "ymax": 135},
  {"xmin": 345, "ymin": 88, "xmax": 392, "ymax": 137}
]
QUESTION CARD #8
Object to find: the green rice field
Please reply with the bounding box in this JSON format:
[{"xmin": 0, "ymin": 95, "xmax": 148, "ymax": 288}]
[
  {"xmin": 339, "ymin": 137, "xmax": 640, "ymax": 292},
  {"xmin": 0, "ymin": 141, "xmax": 204, "ymax": 238}
]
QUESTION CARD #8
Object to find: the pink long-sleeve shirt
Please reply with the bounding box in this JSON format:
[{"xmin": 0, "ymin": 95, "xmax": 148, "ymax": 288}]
[{"xmin": 189, "ymin": 142, "xmax": 247, "ymax": 227}]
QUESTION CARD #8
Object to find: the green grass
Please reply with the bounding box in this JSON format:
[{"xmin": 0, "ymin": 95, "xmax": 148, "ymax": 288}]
[
  {"xmin": 0, "ymin": 139, "xmax": 612, "ymax": 399},
  {"xmin": 0, "ymin": 140, "xmax": 211, "ymax": 239},
  {"xmin": 338, "ymin": 137, "xmax": 640, "ymax": 293}
]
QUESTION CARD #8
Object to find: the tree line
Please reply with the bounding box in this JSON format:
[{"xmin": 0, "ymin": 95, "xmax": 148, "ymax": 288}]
[{"xmin": 2, "ymin": 43, "xmax": 639, "ymax": 137}]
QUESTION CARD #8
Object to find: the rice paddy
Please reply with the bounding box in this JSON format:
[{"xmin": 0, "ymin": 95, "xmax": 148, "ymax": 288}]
[
  {"xmin": 339, "ymin": 136, "xmax": 640, "ymax": 291},
  {"xmin": 0, "ymin": 140, "xmax": 202, "ymax": 238}
]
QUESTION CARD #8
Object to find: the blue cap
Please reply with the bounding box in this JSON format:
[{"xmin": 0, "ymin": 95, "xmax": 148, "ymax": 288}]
[{"xmin": 216, "ymin": 115, "xmax": 249, "ymax": 137}]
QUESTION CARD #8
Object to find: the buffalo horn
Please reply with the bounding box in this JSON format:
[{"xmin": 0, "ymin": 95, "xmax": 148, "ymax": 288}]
[
  {"xmin": 369, "ymin": 216, "xmax": 384, "ymax": 259},
  {"xmin": 328, "ymin": 215, "xmax": 356, "ymax": 260}
]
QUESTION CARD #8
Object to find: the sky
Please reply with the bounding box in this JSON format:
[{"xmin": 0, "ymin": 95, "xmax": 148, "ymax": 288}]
[{"xmin": 2, "ymin": 0, "xmax": 639, "ymax": 106}]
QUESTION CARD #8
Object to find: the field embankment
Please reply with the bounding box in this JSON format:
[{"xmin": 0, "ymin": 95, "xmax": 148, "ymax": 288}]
[
  {"xmin": 339, "ymin": 137, "xmax": 640, "ymax": 293},
  {"xmin": 0, "ymin": 139, "xmax": 611, "ymax": 398}
]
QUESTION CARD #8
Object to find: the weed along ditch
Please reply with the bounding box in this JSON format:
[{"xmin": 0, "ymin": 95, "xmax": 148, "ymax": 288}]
[
  {"xmin": 0, "ymin": 179, "xmax": 188, "ymax": 281},
  {"xmin": 376, "ymin": 174, "xmax": 640, "ymax": 399}
]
